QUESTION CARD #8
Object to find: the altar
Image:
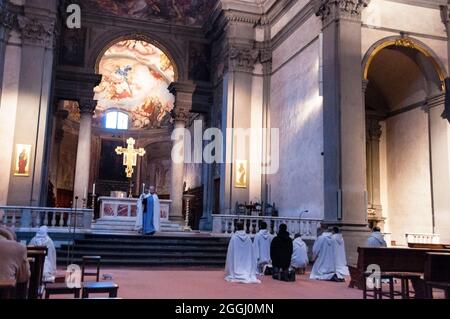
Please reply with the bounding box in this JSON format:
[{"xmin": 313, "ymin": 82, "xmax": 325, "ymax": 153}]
[{"xmin": 98, "ymin": 195, "xmax": 172, "ymax": 222}]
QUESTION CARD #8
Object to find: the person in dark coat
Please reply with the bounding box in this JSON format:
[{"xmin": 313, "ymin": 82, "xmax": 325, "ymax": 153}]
[{"xmin": 270, "ymin": 224, "xmax": 293, "ymax": 271}]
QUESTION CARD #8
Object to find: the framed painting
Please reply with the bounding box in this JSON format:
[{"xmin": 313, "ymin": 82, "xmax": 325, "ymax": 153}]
[
  {"xmin": 13, "ymin": 144, "xmax": 31, "ymax": 177},
  {"xmin": 235, "ymin": 160, "xmax": 248, "ymax": 189}
]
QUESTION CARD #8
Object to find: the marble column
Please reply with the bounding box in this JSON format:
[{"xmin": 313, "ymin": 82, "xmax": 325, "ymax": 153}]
[
  {"xmin": 168, "ymin": 82, "xmax": 195, "ymax": 224},
  {"xmin": 315, "ymin": 0, "xmax": 371, "ymax": 264},
  {"xmin": 7, "ymin": 3, "xmax": 58, "ymax": 206},
  {"xmin": 73, "ymin": 101, "xmax": 95, "ymax": 207},
  {"xmin": 0, "ymin": 27, "xmax": 21, "ymax": 205},
  {"xmin": 366, "ymin": 118, "xmax": 383, "ymax": 221}
]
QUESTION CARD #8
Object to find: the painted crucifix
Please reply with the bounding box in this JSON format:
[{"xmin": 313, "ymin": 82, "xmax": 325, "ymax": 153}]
[{"xmin": 115, "ymin": 137, "xmax": 146, "ymax": 179}]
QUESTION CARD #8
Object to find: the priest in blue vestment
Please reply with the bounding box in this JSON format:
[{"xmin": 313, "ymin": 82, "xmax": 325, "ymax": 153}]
[{"xmin": 136, "ymin": 186, "xmax": 161, "ymax": 235}]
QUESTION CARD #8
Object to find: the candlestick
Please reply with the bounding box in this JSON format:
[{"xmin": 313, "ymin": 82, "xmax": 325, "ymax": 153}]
[
  {"xmin": 83, "ymin": 187, "xmax": 87, "ymax": 200},
  {"xmin": 142, "ymin": 183, "xmax": 145, "ymax": 194},
  {"xmin": 92, "ymin": 183, "xmax": 96, "ymax": 195}
]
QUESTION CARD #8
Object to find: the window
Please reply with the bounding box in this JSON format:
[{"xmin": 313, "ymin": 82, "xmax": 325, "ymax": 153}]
[{"xmin": 105, "ymin": 111, "xmax": 129, "ymax": 130}]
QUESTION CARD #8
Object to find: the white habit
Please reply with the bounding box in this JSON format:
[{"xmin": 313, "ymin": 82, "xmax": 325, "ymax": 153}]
[
  {"xmin": 332, "ymin": 233, "xmax": 350, "ymax": 279},
  {"xmin": 29, "ymin": 226, "xmax": 57, "ymax": 282},
  {"xmin": 135, "ymin": 193, "xmax": 161, "ymax": 233},
  {"xmin": 291, "ymin": 237, "xmax": 309, "ymax": 269},
  {"xmin": 225, "ymin": 230, "xmax": 261, "ymax": 284},
  {"xmin": 310, "ymin": 232, "xmax": 336, "ymax": 280},
  {"xmin": 365, "ymin": 231, "xmax": 387, "ymax": 248},
  {"xmin": 253, "ymin": 229, "xmax": 273, "ymax": 272}
]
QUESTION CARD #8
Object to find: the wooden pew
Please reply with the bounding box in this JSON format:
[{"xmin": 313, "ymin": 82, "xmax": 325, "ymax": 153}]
[
  {"xmin": 349, "ymin": 247, "xmax": 450, "ymax": 299},
  {"xmin": 408, "ymin": 243, "xmax": 450, "ymax": 250},
  {"xmin": 424, "ymin": 252, "xmax": 450, "ymax": 299},
  {"xmin": 27, "ymin": 246, "xmax": 47, "ymax": 299}
]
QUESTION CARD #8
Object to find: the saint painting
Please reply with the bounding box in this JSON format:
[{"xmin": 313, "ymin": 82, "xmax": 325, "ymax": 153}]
[
  {"xmin": 235, "ymin": 160, "xmax": 247, "ymax": 188},
  {"xmin": 13, "ymin": 144, "xmax": 31, "ymax": 177}
]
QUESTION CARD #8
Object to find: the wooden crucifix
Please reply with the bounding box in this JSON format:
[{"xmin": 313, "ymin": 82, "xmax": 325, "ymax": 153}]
[{"xmin": 115, "ymin": 138, "xmax": 146, "ymax": 178}]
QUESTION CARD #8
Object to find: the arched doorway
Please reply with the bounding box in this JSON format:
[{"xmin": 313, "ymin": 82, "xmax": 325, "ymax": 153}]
[{"xmin": 363, "ymin": 37, "xmax": 448, "ymax": 244}]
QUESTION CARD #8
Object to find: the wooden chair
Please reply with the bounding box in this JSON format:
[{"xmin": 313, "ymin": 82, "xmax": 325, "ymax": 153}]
[
  {"xmin": 352, "ymin": 247, "xmax": 450, "ymax": 299},
  {"xmin": 45, "ymin": 283, "xmax": 81, "ymax": 299},
  {"xmin": 81, "ymin": 256, "xmax": 101, "ymax": 282},
  {"xmin": 424, "ymin": 252, "xmax": 450, "ymax": 299},
  {"xmin": 82, "ymin": 281, "xmax": 119, "ymax": 299}
]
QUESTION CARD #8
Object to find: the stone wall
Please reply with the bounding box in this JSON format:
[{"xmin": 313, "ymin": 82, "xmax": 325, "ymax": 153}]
[{"xmin": 269, "ymin": 14, "xmax": 324, "ymax": 219}]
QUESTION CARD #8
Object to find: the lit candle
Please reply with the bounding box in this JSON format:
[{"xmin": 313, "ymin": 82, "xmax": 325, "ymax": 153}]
[{"xmin": 93, "ymin": 183, "xmax": 96, "ymax": 195}]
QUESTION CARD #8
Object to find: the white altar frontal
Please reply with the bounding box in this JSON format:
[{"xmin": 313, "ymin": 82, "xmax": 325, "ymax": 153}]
[{"xmin": 98, "ymin": 196, "xmax": 171, "ymax": 222}]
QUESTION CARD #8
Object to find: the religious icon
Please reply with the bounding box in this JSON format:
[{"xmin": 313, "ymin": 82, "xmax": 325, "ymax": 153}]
[
  {"xmin": 13, "ymin": 144, "xmax": 31, "ymax": 177},
  {"xmin": 235, "ymin": 160, "xmax": 247, "ymax": 189}
]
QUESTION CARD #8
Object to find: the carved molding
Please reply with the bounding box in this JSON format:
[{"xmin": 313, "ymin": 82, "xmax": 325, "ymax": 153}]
[
  {"xmin": 313, "ymin": 0, "xmax": 370, "ymax": 21},
  {"xmin": 223, "ymin": 10, "xmax": 260, "ymax": 26},
  {"xmin": 17, "ymin": 16, "xmax": 55, "ymax": 49},
  {"xmin": 229, "ymin": 45, "xmax": 259, "ymax": 73}
]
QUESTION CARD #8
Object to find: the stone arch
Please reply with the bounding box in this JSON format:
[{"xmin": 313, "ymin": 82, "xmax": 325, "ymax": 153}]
[{"xmin": 362, "ymin": 36, "xmax": 447, "ymax": 91}]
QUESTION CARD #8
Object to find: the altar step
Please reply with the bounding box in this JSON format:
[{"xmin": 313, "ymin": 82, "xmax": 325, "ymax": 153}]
[
  {"xmin": 56, "ymin": 234, "xmax": 229, "ymax": 267},
  {"xmin": 91, "ymin": 218, "xmax": 183, "ymax": 234}
]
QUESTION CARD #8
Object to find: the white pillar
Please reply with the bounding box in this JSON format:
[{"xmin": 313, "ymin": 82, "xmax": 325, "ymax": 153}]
[
  {"xmin": 170, "ymin": 113, "xmax": 188, "ymax": 223},
  {"xmin": 73, "ymin": 102, "xmax": 94, "ymax": 207}
]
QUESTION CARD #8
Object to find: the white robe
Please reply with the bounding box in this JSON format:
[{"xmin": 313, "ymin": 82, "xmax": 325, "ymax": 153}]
[
  {"xmin": 332, "ymin": 233, "xmax": 350, "ymax": 279},
  {"xmin": 225, "ymin": 231, "xmax": 261, "ymax": 284},
  {"xmin": 365, "ymin": 232, "xmax": 387, "ymax": 248},
  {"xmin": 253, "ymin": 229, "xmax": 273, "ymax": 272},
  {"xmin": 310, "ymin": 232, "xmax": 336, "ymax": 280},
  {"xmin": 291, "ymin": 237, "xmax": 309, "ymax": 269},
  {"xmin": 135, "ymin": 193, "xmax": 161, "ymax": 233},
  {"xmin": 29, "ymin": 226, "xmax": 57, "ymax": 282}
]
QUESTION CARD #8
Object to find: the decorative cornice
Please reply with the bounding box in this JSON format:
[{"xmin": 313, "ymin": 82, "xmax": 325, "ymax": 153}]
[
  {"xmin": 223, "ymin": 10, "xmax": 261, "ymax": 25},
  {"xmin": 17, "ymin": 16, "xmax": 55, "ymax": 49},
  {"xmin": 313, "ymin": 0, "xmax": 370, "ymax": 22},
  {"xmin": 228, "ymin": 45, "xmax": 259, "ymax": 73},
  {"xmin": 367, "ymin": 118, "xmax": 382, "ymax": 141}
]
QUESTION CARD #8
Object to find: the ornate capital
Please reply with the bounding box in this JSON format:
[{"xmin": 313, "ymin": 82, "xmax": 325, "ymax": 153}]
[
  {"xmin": 78, "ymin": 100, "xmax": 96, "ymax": 115},
  {"xmin": 171, "ymin": 108, "xmax": 191, "ymax": 124},
  {"xmin": 228, "ymin": 45, "xmax": 259, "ymax": 73},
  {"xmin": 367, "ymin": 118, "xmax": 382, "ymax": 141},
  {"xmin": 0, "ymin": 3, "xmax": 15, "ymax": 30},
  {"xmin": 314, "ymin": 0, "xmax": 370, "ymax": 22},
  {"xmin": 17, "ymin": 16, "xmax": 55, "ymax": 49}
]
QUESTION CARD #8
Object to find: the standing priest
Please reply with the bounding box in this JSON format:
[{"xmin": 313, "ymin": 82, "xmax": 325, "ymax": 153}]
[{"xmin": 136, "ymin": 186, "xmax": 161, "ymax": 235}]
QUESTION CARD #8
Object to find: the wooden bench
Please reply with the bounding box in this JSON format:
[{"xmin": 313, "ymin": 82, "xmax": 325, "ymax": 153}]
[
  {"xmin": 82, "ymin": 281, "xmax": 119, "ymax": 299},
  {"xmin": 424, "ymin": 252, "xmax": 450, "ymax": 299},
  {"xmin": 350, "ymin": 247, "xmax": 450, "ymax": 299}
]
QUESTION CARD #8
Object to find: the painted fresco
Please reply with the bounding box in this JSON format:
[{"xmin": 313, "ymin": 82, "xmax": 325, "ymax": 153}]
[
  {"xmin": 83, "ymin": 0, "xmax": 217, "ymax": 26},
  {"xmin": 94, "ymin": 40, "xmax": 175, "ymax": 129}
]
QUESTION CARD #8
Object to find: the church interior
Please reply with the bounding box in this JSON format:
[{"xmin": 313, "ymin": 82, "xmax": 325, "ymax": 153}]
[{"xmin": 1, "ymin": 0, "xmax": 450, "ymax": 300}]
